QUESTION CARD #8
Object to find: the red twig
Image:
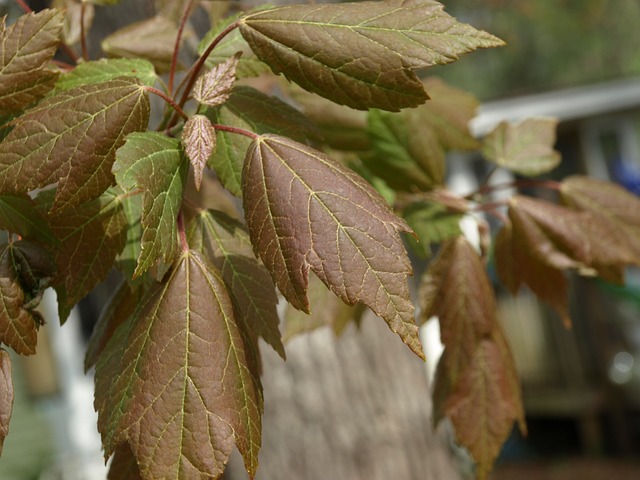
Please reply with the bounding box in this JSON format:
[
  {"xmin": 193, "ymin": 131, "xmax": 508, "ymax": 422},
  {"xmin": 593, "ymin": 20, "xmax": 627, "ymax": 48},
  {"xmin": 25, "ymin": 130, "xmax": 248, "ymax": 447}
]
[
  {"xmin": 168, "ymin": 0, "xmax": 196, "ymax": 95},
  {"xmin": 213, "ymin": 123, "xmax": 258, "ymax": 139},
  {"xmin": 144, "ymin": 86, "xmax": 189, "ymax": 121},
  {"xmin": 15, "ymin": 0, "xmax": 32, "ymax": 13},
  {"xmin": 167, "ymin": 20, "xmax": 240, "ymax": 130}
]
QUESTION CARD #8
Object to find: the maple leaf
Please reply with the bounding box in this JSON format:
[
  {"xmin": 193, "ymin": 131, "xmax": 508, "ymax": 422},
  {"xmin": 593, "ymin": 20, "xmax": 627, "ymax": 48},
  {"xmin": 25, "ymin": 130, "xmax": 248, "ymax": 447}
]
[
  {"xmin": 101, "ymin": 16, "xmax": 178, "ymax": 73},
  {"xmin": 239, "ymin": 0, "xmax": 503, "ymax": 110},
  {"xmin": 421, "ymin": 238, "xmax": 524, "ymax": 479},
  {"xmin": 0, "ymin": 194, "xmax": 57, "ymax": 245},
  {"xmin": 187, "ymin": 209, "xmax": 285, "ymax": 359},
  {"xmin": 95, "ymin": 250, "xmax": 262, "ymax": 480},
  {"xmin": 561, "ymin": 175, "xmax": 640, "ymax": 260},
  {"xmin": 54, "ymin": 58, "xmax": 157, "ymax": 92},
  {"xmin": 435, "ymin": 331, "xmax": 524, "ymax": 480},
  {"xmin": 182, "ymin": 115, "xmax": 217, "ymax": 191},
  {"xmin": 35, "ymin": 189, "xmax": 128, "ymax": 321},
  {"xmin": 192, "ymin": 54, "xmax": 240, "ymax": 107},
  {"xmin": 0, "ymin": 9, "xmax": 63, "ymax": 114},
  {"xmin": 206, "ymin": 86, "xmax": 319, "ymax": 196},
  {"xmin": 113, "ymin": 132, "xmax": 188, "ymax": 277},
  {"xmin": 494, "ymin": 220, "xmax": 572, "ymax": 326},
  {"xmin": 0, "ymin": 241, "xmax": 54, "ymax": 355},
  {"xmin": 242, "ymin": 134, "xmax": 423, "ymax": 359},
  {"xmin": 0, "ymin": 349, "xmax": 12, "ymax": 457},
  {"xmin": 482, "ymin": 118, "xmax": 561, "ymax": 176},
  {"xmin": 0, "ymin": 77, "xmax": 150, "ymax": 212}
]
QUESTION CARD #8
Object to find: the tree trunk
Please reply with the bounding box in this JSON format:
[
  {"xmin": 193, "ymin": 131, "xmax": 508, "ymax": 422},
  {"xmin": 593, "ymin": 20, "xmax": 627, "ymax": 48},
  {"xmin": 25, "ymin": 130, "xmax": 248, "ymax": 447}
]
[{"xmin": 226, "ymin": 315, "xmax": 462, "ymax": 480}]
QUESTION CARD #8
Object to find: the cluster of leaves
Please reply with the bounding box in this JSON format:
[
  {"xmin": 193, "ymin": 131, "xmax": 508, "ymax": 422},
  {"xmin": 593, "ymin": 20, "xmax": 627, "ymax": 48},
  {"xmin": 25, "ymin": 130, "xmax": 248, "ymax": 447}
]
[{"xmin": 1, "ymin": 1, "xmax": 639, "ymax": 479}]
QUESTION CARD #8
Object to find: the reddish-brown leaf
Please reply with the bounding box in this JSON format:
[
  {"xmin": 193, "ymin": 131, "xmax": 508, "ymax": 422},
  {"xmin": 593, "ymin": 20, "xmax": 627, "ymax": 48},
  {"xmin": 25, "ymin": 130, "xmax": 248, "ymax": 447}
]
[
  {"xmin": 192, "ymin": 54, "xmax": 240, "ymax": 107},
  {"xmin": 561, "ymin": 175, "xmax": 640, "ymax": 261},
  {"xmin": 182, "ymin": 115, "xmax": 217, "ymax": 191},
  {"xmin": 0, "ymin": 349, "xmax": 12, "ymax": 456},
  {"xmin": 0, "ymin": 9, "xmax": 63, "ymax": 114},
  {"xmin": 495, "ymin": 219, "xmax": 572, "ymax": 326},
  {"xmin": 187, "ymin": 209, "xmax": 285, "ymax": 359},
  {"xmin": 242, "ymin": 134, "xmax": 423, "ymax": 359},
  {"xmin": 0, "ymin": 78, "xmax": 150, "ymax": 212},
  {"xmin": 440, "ymin": 332, "xmax": 523, "ymax": 480},
  {"xmin": 36, "ymin": 189, "xmax": 128, "ymax": 321},
  {"xmin": 95, "ymin": 250, "xmax": 262, "ymax": 480}
]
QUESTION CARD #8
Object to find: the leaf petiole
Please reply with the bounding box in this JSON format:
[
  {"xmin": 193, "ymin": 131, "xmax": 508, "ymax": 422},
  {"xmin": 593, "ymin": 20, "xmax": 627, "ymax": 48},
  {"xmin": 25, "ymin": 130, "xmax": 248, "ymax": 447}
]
[
  {"xmin": 144, "ymin": 86, "xmax": 188, "ymax": 122},
  {"xmin": 80, "ymin": 2, "xmax": 89, "ymax": 61},
  {"xmin": 465, "ymin": 178, "xmax": 562, "ymax": 200},
  {"xmin": 168, "ymin": 0, "xmax": 197, "ymax": 95},
  {"xmin": 213, "ymin": 123, "xmax": 258, "ymax": 140}
]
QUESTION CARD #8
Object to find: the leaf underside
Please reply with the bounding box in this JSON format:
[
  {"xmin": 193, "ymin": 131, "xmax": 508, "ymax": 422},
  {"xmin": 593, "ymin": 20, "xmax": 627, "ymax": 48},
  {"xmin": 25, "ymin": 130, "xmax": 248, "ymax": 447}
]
[
  {"xmin": 95, "ymin": 250, "xmax": 262, "ymax": 480},
  {"xmin": 240, "ymin": 0, "xmax": 503, "ymax": 110},
  {"xmin": 242, "ymin": 134, "xmax": 423, "ymax": 359},
  {"xmin": 0, "ymin": 77, "xmax": 150, "ymax": 212}
]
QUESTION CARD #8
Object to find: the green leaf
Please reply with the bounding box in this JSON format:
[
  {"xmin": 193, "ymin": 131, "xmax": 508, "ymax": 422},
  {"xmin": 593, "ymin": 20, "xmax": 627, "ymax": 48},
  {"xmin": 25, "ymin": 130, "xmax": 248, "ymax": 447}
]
[
  {"xmin": 199, "ymin": 14, "xmax": 271, "ymax": 79},
  {"xmin": 0, "ymin": 194, "xmax": 57, "ymax": 245},
  {"xmin": 95, "ymin": 250, "xmax": 263, "ymax": 479},
  {"xmin": 0, "ymin": 242, "xmax": 54, "ymax": 355},
  {"xmin": 84, "ymin": 280, "xmax": 145, "ymax": 372},
  {"xmin": 239, "ymin": 0, "xmax": 503, "ymax": 110},
  {"xmin": 54, "ymin": 59, "xmax": 157, "ymax": 92},
  {"xmin": 187, "ymin": 209, "xmax": 284, "ymax": 359},
  {"xmin": 107, "ymin": 444, "xmax": 142, "ymax": 480},
  {"xmin": 403, "ymin": 200, "xmax": 463, "ymax": 257},
  {"xmin": 367, "ymin": 108, "xmax": 445, "ymax": 191},
  {"xmin": 243, "ymin": 134, "xmax": 423, "ymax": 359},
  {"xmin": 113, "ymin": 132, "xmax": 188, "ymax": 277},
  {"xmin": 182, "ymin": 115, "xmax": 217, "ymax": 191},
  {"xmin": 101, "ymin": 16, "xmax": 178, "ymax": 73},
  {"xmin": 35, "ymin": 188, "xmax": 127, "ymax": 321},
  {"xmin": 114, "ymin": 189, "xmax": 143, "ymax": 282},
  {"xmin": 0, "ymin": 9, "xmax": 63, "ymax": 115},
  {"xmin": 0, "ymin": 77, "xmax": 150, "ymax": 212},
  {"xmin": 482, "ymin": 118, "xmax": 561, "ymax": 176},
  {"xmin": 205, "ymin": 86, "xmax": 319, "ymax": 197},
  {"xmin": 192, "ymin": 54, "xmax": 240, "ymax": 107},
  {"xmin": 0, "ymin": 349, "xmax": 12, "ymax": 457}
]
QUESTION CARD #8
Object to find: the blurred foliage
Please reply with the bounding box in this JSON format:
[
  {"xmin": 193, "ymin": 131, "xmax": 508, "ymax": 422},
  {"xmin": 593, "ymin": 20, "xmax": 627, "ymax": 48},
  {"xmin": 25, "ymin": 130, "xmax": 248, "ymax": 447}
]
[{"xmin": 434, "ymin": 0, "xmax": 640, "ymax": 99}]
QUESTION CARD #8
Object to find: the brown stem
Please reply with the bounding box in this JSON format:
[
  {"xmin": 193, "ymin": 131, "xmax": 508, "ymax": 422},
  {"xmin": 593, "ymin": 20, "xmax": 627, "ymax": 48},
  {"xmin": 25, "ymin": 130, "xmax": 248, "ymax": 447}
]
[
  {"xmin": 213, "ymin": 123, "xmax": 259, "ymax": 139},
  {"xmin": 168, "ymin": 0, "xmax": 196, "ymax": 95},
  {"xmin": 144, "ymin": 86, "xmax": 189, "ymax": 121},
  {"xmin": 167, "ymin": 20, "xmax": 240, "ymax": 130},
  {"xmin": 177, "ymin": 210, "xmax": 189, "ymax": 252},
  {"xmin": 465, "ymin": 178, "xmax": 562, "ymax": 200},
  {"xmin": 80, "ymin": 2, "xmax": 89, "ymax": 61},
  {"xmin": 15, "ymin": 0, "xmax": 32, "ymax": 13}
]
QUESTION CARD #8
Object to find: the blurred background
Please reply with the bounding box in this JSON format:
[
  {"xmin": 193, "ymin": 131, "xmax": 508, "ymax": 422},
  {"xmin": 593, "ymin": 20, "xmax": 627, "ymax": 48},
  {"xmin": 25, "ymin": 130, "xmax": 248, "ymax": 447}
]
[{"xmin": 1, "ymin": 0, "xmax": 640, "ymax": 479}]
